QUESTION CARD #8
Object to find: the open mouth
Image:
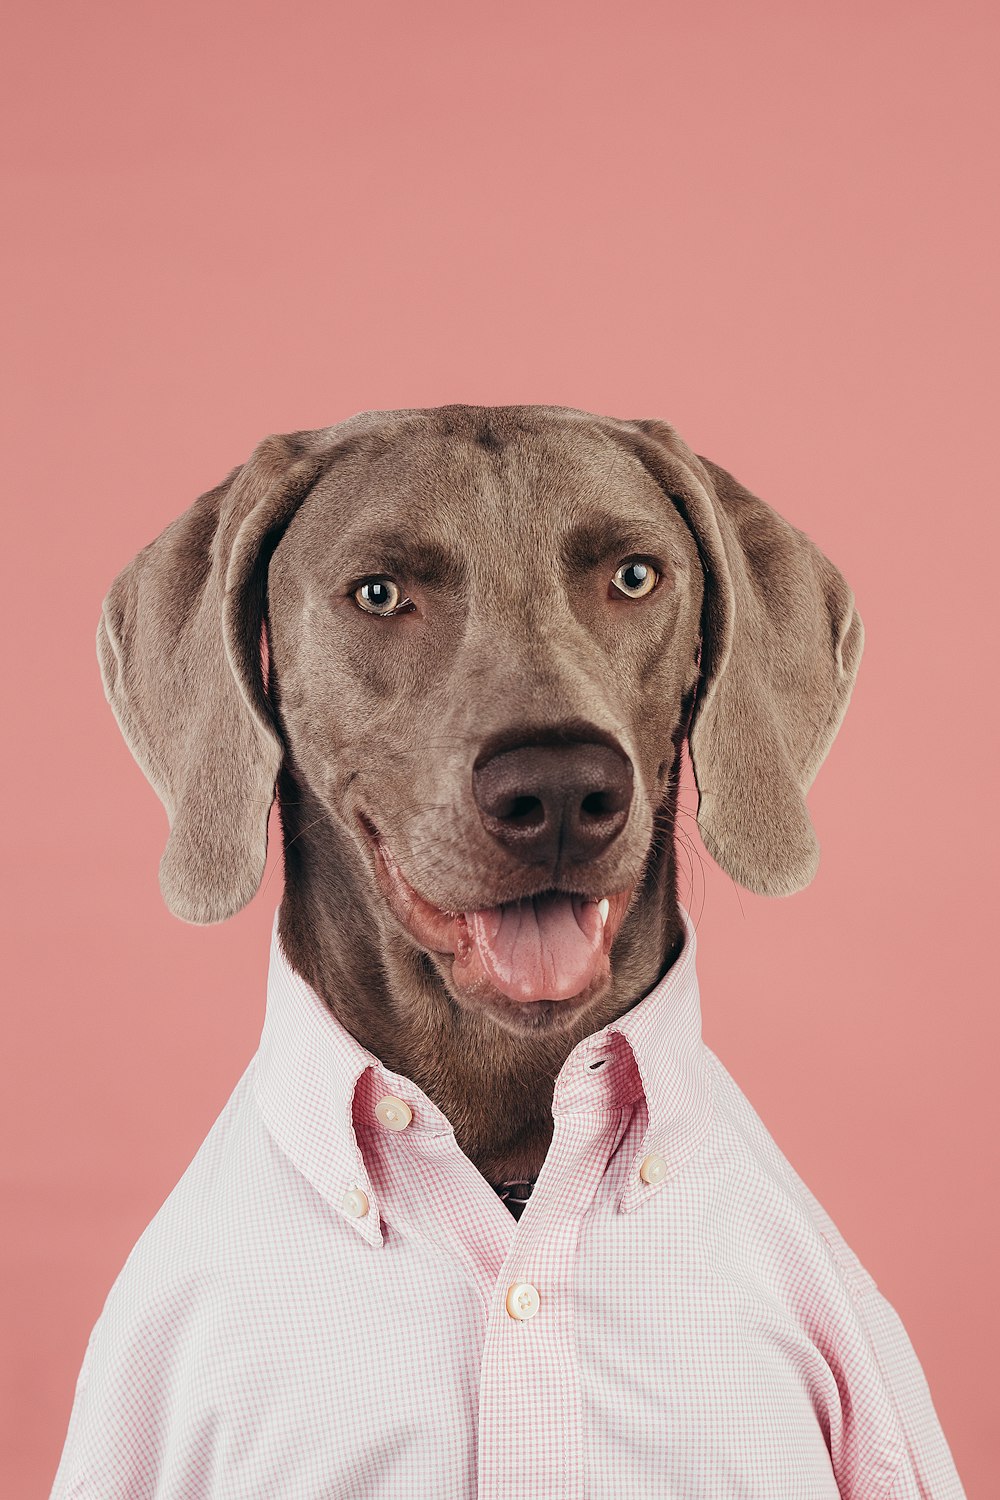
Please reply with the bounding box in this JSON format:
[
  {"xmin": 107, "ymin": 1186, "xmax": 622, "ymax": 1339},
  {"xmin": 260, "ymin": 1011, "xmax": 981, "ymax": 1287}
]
[{"xmin": 357, "ymin": 812, "xmax": 634, "ymax": 1008}]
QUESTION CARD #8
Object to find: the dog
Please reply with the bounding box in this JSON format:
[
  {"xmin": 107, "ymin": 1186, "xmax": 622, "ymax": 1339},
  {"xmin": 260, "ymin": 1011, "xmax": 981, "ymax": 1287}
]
[{"xmin": 51, "ymin": 405, "xmax": 965, "ymax": 1498}]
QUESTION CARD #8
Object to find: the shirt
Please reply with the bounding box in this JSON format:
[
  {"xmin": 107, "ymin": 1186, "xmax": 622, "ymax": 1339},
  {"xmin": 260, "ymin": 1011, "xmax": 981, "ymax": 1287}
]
[{"xmin": 49, "ymin": 906, "xmax": 966, "ymax": 1500}]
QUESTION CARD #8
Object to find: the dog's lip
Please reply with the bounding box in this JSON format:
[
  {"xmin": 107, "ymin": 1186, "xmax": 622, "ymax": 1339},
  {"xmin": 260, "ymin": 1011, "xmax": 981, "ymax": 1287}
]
[
  {"xmin": 355, "ymin": 810, "xmax": 635, "ymax": 964},
  {"xmin": 359, "ymin": 813, "xmax": 463, "ymax": 953}
]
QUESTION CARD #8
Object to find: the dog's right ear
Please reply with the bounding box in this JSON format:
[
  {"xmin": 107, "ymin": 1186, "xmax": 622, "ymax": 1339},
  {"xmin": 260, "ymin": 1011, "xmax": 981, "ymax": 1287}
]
[{"xmin": 97, "ymin": 430, "xmax": 333, "ymax": 926}]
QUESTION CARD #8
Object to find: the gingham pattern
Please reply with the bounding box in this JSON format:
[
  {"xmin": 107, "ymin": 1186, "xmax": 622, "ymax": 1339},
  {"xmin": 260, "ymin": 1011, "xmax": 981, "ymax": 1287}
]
[{"xmin": 49, "ymin": 906, "xmax": 966, "ymax": 1499}]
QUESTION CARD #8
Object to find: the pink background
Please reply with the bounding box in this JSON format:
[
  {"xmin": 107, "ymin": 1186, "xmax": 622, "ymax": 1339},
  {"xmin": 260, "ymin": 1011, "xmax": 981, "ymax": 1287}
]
[{"xmin": 3, "ymin": 3, "xmax": 996, "ymax": 1494}]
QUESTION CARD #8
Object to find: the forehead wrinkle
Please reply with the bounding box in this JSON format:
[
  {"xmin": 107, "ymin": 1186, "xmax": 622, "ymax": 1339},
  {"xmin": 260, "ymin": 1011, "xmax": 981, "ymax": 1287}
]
[
  {"xmin": 327, "ymin": 430, "xmax": 686, "ymax": 590},
  {"xmin": 558, "ymin": 510, "xmax": 676, "ymax": 572},
  {"xmin": 337, "ymin": 525, "xmax": 467, "ymax": 590}
]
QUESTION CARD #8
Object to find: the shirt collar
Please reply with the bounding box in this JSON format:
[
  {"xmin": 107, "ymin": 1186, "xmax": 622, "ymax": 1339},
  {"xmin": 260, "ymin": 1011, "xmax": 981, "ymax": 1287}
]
[{"xmin": 253, "ymin": 903, "xmax": 714, "ymax": 1247}]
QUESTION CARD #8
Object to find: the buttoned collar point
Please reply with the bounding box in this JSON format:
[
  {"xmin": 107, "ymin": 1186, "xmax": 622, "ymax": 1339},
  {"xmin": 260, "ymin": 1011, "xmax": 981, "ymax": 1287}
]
[{"xmin": 252, "ymin": 902, "xmax": 714, "ymax": 1243}]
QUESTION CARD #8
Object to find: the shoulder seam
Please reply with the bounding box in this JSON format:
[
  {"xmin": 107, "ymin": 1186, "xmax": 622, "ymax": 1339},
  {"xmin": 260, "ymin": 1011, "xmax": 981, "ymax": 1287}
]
[{"xmin": 704, "ymin": 1052, "xmax": 879, "ymax": 1303}]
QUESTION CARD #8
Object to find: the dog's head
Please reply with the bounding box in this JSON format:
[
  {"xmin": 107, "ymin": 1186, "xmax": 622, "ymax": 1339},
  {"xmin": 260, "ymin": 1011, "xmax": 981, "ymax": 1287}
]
[{"xmin": 98, "ymin": 405, "xmax": 862, "ymax": 1018}]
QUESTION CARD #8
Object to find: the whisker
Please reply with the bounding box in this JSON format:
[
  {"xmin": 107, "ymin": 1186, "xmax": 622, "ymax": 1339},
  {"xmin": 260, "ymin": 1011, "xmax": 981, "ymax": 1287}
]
[
  {"xmin": 270, "ymin": 760, "xmax": 715, "ymax": 929},
  {"xmin": 259, "ymin": 812, "xmax": 332, "ymax": 897}
]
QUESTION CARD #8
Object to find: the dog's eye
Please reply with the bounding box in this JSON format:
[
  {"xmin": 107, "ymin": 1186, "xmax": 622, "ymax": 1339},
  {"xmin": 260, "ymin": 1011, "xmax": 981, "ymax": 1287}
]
[
  {"xmin": 354, "ymin": 577, "xmax": 406, "ymax": 615},
  {"xmin": 610, "ymin": 559, "xmax": 659, "ymax": 599}
]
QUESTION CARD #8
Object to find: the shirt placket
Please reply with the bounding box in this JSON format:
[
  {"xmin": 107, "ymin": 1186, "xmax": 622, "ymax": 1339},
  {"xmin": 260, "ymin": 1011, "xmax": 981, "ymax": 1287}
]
[
  {"xmin": 360, "ymin": 1044, "xmax": 635, "ymax": 1499},
  {"xmin": 476, "ymin": 1102, "xmax": 628, "ymax": 1500}
]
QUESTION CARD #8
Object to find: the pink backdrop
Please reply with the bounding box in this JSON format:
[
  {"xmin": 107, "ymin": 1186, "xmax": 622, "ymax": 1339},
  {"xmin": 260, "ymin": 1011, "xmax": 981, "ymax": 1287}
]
[{"xmin": 3, "ymin": 3, "xmax": 996, "ymax": 1493}]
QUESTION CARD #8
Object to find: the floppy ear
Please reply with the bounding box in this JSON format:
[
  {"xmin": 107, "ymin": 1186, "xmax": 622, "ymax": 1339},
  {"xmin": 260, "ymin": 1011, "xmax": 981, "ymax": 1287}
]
[
  {"xmin": 632, "ymin": 421, "xmax": 864, "ymax": 897},
  {"xmin": 96, "ymin": 431, "xmax": 332, "ymax": 925}
]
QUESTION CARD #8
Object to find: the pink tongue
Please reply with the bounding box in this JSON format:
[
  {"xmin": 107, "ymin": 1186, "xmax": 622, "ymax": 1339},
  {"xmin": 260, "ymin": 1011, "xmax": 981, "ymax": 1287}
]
[{"xmin": 465, "ymin": 891, "xmax": 604, "ymax": 1003}]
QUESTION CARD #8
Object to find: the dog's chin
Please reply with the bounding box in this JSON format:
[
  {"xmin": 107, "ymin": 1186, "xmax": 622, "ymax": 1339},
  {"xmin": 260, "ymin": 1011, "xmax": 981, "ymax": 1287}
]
[{"xmin": 355, "ymin": 812, "xmax": 635, "ymax": 1032}]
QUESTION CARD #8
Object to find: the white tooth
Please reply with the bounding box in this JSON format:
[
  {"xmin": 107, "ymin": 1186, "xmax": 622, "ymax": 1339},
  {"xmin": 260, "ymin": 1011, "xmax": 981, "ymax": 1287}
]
[{"xmin": 597, "ymin": 898, "xmax": 610, "ymax": 926}]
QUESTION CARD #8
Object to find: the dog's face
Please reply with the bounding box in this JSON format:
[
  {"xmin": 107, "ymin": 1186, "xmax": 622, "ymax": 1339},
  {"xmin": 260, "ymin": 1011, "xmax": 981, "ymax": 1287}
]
[
  {"xmin": 97, "ymin": 404, "xmax": 862, "ymax": 1032},
  {"xmin": 266, "ymin": 411, "xmax": 704, "ymax": 1027}
]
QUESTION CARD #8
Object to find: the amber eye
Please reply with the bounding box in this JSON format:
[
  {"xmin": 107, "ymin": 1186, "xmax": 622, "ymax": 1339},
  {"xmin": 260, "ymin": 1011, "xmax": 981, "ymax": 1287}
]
[
  {"xmin": 354, "ymin": 577, "xmax": 404, "ymax": 615},
  {"xmin": 610, "ymin": 559, "xmax": 658, "ymax": 599}
]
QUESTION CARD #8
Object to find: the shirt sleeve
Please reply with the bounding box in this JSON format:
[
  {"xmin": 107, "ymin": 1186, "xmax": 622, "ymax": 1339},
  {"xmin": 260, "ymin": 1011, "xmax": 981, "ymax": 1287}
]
[
  {"xmin": 48, "ymin": 1320, "xmax": 101, "ymax": 1499},
  {"xmin": 771, "ymin": 1151, "xmax": 967, "ymax": 1500},
  {"xmin": 852, "ymin": 1286, "xmax": 967, "ymax": 1500},
  {"xmin": 47, "ymin": 1275, "xmax": 198, "ymax": 1499}
]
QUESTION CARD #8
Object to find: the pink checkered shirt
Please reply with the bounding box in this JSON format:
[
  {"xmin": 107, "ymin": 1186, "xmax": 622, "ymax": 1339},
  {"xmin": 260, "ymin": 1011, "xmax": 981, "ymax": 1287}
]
[{"xmin": 50, "ymin": 906, "xmax": 965, "ymax": 1498}]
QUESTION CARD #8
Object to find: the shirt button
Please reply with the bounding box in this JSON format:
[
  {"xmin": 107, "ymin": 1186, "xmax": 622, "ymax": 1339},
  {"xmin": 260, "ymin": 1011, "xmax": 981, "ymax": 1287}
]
[
  {"xmin": 342, "ymin": 1187, "xmax": 369, "ymax": 1218},
  {"xmin": 374, "ymin": 1094, "xmax": 413, "ymax": 1130},
  {"xmin": 639, "ymin": 1151, "xmax": 667, "ymax": 1184},
  {"xmin": 505, "ymin": 1282, "xmax": 541, "ymax": 1320}
]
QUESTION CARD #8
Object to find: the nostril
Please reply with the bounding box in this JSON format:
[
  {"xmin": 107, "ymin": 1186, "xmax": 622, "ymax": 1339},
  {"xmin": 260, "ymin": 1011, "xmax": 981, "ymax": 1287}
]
[
  {"xmin": 503, "ymin": 794, "xmax": 544, "ymax": 826},
  {"xmin": 581, "ymin": 789, "xmax": 623, "ymax": 819}
]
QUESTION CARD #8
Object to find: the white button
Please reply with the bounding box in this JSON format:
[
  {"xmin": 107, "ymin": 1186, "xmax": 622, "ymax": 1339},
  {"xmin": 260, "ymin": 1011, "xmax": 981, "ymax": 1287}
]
[
  {"xmin": 639, "ymin": 1151, "xmax": 667, "ymax": 1184},
  {"xmin": 505, "ymin": 1281, "xmax": 541, "ymax": 1320},
  {"xmin": 342, "ymin": 1187, "xmax": 369, "ymax": 1218},
  {"xmin": 374, "ymin": 1094, "xmax": 412, "ymax": 1130}
]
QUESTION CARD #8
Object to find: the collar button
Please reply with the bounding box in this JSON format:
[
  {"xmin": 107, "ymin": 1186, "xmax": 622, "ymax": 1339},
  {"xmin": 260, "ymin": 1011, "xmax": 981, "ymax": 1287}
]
[
  {"xmin": 342, "ymin": 1187, "xmax": 370, "ymax": 1218},
  {"xmin": 375, "ymin": 1094, "xmax": 413, "ymax": 1131},
  {"xmin": 639, "ymin": 1151, "xmax": 667, "ymax": 1184}
]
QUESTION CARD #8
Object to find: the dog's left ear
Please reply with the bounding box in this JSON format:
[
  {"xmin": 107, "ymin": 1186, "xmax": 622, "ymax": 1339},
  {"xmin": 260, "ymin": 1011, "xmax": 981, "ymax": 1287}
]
[{"xmin": 631, "ymin": 420, "xmax": 864, "ymax": 897}]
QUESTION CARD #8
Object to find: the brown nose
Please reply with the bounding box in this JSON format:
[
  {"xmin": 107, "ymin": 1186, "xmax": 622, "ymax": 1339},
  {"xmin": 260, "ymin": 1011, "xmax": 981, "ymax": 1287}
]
[{"xmin": 472, "ymin": 741, "xmax": 633, "ymax": 866}]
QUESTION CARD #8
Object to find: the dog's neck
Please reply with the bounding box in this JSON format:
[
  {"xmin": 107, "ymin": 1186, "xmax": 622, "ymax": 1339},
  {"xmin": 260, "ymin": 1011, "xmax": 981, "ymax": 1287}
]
[{"xmin": 274, "ymin": 762, "xmax": 686, "ymax": 1184}]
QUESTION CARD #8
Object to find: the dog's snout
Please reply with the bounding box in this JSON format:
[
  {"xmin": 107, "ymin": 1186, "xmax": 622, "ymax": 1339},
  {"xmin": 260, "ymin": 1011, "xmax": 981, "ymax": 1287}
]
[{"xmin": 472, "ymin": 741, "xmax": 633, "ymax": 866}]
